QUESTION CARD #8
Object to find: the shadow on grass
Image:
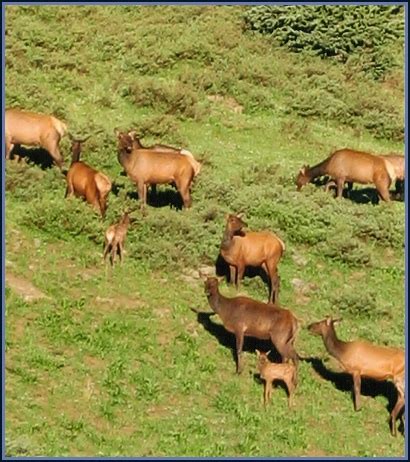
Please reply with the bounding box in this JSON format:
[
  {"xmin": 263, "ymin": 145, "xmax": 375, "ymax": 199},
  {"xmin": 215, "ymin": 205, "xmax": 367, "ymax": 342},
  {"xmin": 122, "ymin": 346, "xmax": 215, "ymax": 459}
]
[
  {"xmin": 10, "ymin": 146, "xmax": 56, "ymax": 170},
  {"xmin": 304, "ymin": 356, "xmax": 405, "ymax": 436},
  {"xmin": 313, "ymin": 179, "xmax": 404, "ymax": 204},
  {"xmin": 112, "ymin": 179, "xmax": 184, "ymax": 210}
]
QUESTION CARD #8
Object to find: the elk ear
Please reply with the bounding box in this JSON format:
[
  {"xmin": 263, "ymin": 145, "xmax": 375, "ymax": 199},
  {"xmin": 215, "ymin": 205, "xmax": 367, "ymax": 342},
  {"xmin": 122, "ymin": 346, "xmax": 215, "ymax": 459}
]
[
  {"xmin": 217, "ymin": 276, "xmax": 225, "ymax": 283},
  {"xmin": 128, "ymin": 130, "xmax": 138, "ymax": 140},
  {"xmin": 255, "ymin": 349, "xmax": 261, "ymax": 357},
  {"xmin": 326, "ymin": 317, "xmax": 332, "ymax": 326},
  {"xmin": 266, "ymin": 350, "xmax": 271, "ymax": 356},
  {"xmin": 332, "ymin": 317, "xmax": 343, "ymax": 325},
  {"xmin": 114, "ymin": 128, "xmax": 121, "ymax": 137},
  {"xmin": 237, "ymin": 212, "xmax": 245, "ymax": 219}
]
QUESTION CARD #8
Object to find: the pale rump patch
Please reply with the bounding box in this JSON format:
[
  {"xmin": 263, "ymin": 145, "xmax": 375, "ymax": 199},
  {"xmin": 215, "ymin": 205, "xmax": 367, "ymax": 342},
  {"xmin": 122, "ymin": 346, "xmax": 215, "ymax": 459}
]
[
  {"xmin": 382, "ymin": 158, "xmax": 397, "ymax": 184},
  {"xmin": 95, "ymin": 173, "xmax": 112, "ymax": 195},
  {"xmin": 51, "ymin": 117, "xmax": 68, "ymax": 138}
]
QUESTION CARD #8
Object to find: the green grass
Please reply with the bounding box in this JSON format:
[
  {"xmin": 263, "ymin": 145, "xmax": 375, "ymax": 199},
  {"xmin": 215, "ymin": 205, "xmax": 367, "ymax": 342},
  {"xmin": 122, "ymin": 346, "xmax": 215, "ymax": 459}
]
[{"xmin": 5, "ymin": 5, "xmax": 405, "ymax": 457}]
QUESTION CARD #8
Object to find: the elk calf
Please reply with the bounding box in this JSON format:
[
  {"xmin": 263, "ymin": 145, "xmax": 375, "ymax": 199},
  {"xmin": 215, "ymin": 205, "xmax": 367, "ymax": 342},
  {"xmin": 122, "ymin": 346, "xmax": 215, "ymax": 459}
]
[
  {"xmin": 308, "ymin": 317, "xmax": 405, "ymax": 436},
  {"xmin": 103, "ymin": 212, "xmax": 131, "ymax": 266},
  {"xmin": 65, "ymin": 137, "xmax": 112, "ymax": 218},
  {"xmin": 256, "ymin": 350, "xmax": 297, "ymax": 408}
]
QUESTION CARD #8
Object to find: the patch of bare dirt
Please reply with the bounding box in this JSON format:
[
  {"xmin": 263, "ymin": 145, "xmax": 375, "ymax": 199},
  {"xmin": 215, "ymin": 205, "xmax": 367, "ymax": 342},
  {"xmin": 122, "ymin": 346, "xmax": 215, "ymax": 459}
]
[
  {"xmin": 83, "ymin": 354, "xmax": 106, "ymax": 370},
  {"xmin": 153, "ymin": 306, "xmax": 171, "ymax": 319},
  {"xmin": 94, "ymin": 294, "xmax": 145, "ymax": 311},
  {"xmin": 180, "ymin": 265, "xmax": 215, "ymax": 285},
  {"xmin": 12, "ymin": 318, "xmax": 28, "ymax": 341},
  {"xmin": 291, "ymin": 278, "xmax": 318, "ymax": 305},
  {"xmin": 207, "ymin": 94, "xmax": 244, "ymax": 114},
  {"xmin": 6, "ymin": 273, "xmax": 50, "ymax": 302}
]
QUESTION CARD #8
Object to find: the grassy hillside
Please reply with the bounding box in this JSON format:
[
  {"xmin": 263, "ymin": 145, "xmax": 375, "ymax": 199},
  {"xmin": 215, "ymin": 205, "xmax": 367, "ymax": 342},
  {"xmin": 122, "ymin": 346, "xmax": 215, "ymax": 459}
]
[{"xmin": 5, "ymin": 5, "xmax": 405, "ymax": 457}]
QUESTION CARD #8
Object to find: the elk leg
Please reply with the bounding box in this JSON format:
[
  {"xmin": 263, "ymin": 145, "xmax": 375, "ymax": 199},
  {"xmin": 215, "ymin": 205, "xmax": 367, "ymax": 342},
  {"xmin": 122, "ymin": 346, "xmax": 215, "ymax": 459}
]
[
  {"xmin": 390, "ymin": 394, "xmax": 404, "ymax": 437},
  {"xmin": 390, "ymin": 381, "xmax": 405, "ymax": 437},
  {"xmin": 377, "ymin": 184, "xmax": 391, "ymax": 202},
  {"xmin": 287, "ymin": 378, "xmax": 296, "ymax": 408},
  {"xmin": 5, "ymin": 139, "xmax": 13, "ymax": 159},
  {"xmin": 263, "ymin": 262, "xmax": 278, "ymax": 304},
  {"xmin": 103, "ymin": 240, "xmax": 111, "ymax": 261},
  {"xmin": 65, "ymin": 181, "xmax": 74, "ymax": 198},
  {"xmin": 270, "ymin": 271, "xmax": 280, "ymax": 304},
  {"xmin": 264, "ymin": 381, "xmax": 272, "ymax": 407},
  {"xmin": 99, "ymin": 194, "xmax": 107, "ymax": 219},
  {"xmin": 324, "ymin": 179, "xmax": 337, "ymax": 193},
  {"xmin": 229, "ymin": 265, "xmax": 237, "ymax": 286},
  {"xmin": 137, "ymin": 182, "xmax": 146, "ymax": 210},
  {"xmin": 236, "ymin": 265, "xmax": 245, "ymax": 292},
  {"xmin": 235, "ymin": 331, "xmax": 245, "ymax": 374},
  {"xmin": 280, "ymin": 342, "xmax": 299, "ymax": 370},
  {"xmin": 179, "ymin": 174, "xmax": 194, "ymax": 209},
  {"xmin": 43, "ymin": 136, "xmax": 64, "ymax": 169},
  {"xmin": 118, "ymin": 242, "xmax": 124, "ymax": 265},
  {"xmin": 336, "ymin": 177, "xmax": 345, "ymax": 199},
  {"xmin": 178, "ymin": 182, "xmax": 192, "ymax": 209},
  {"xmin": 375, "ymin": 173, "xmax": 391, "ymax": 202},
  {"xmin": 110, "ymin": 242, "xmax": 117, "ymax": 267},
  {"xmin": 352, "ymin": 372, "xmax": 361, "ymax": 411}
]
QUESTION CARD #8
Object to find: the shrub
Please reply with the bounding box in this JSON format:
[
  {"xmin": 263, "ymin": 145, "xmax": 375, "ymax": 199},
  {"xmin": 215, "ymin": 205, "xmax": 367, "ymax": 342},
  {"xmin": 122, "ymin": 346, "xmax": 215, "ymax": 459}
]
[
  {"xmin": 127, "ymin": 78, "xmax": 202, "ymax": 120},
  {"xmin": 243, "ymin": 5, "xmax": 404, "ymax": 80}
]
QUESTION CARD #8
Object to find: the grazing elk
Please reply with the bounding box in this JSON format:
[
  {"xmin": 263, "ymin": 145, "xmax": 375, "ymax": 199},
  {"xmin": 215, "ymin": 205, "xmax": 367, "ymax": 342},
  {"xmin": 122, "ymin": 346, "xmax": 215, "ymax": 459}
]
[
  {"xmin": 65, "ymin": 137, "xmax": 112, "ymax": 218},
  {"xmin": 256, "ymin": 349, "xmax": 297, "ymax": 408},
  {"xmin": 220, "ymin": 214, "xmax": 285, "ymax": 304},
  {"xmin": 5, "ymin": 108, "xmax": 68, "ymax": 168},
  {"xmin": 296, "ymin": 148, "xmax": 396, "ymax": 202},
  {"xmin": 204, "ymin": 277, "xmax": 299, "ymax": 374},
  {"xmin": 116, "ymin": 130, "xmax": 195, "ymax": 210},
  {"xmin": 308, "ymin": 317, "xmax": 405, "ymax": 436},
  {"xmin": 103, "ymin": 212, "xmax": 131, "ymax": 266}
]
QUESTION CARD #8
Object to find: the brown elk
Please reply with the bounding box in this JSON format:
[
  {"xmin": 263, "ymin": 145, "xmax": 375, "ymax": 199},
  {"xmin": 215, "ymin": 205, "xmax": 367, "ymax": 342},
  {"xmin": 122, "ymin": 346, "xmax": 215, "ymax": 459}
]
[
  {"xmin": 220, "ymin": 214, "xmax": 285, "ymax": 304},
  {"xmin": 103, "ymin": 212, "xmax": 131, "ymax": 266},
  {"xmin": 296, "ymin": 148, "xmax": 396, "ymax": 202},
  {"xmin": 127, "ymin": 131, "xmax": 201, "ymax": 177},
  {"xmin": 256, "ymin": 349, "xmax": 297, "ymax": 408},
  {"xmin": 308, "ymin": 317, "xmax": 405, "ymax": 436},
  {"xmin": 65, "ymin": 137, "xmax": 112, "ymax": 218},
  {"xmin": 204, "ymin": 277, "xmax": 299, "ymax": 374},
  {"xmin": 5, "ymin": 108, "xmax": 68, "ymax": 168},
  {"xmin": 116, "ymin": 130, "xmax": 195, "ymax": 210}
]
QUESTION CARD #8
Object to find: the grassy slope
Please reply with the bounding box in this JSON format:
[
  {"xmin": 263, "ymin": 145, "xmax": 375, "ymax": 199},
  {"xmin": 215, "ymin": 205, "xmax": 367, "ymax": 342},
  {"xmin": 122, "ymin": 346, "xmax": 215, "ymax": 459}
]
[{"xmin": 5, "ymin": 5, "xmax": 405, "ymax": 457}]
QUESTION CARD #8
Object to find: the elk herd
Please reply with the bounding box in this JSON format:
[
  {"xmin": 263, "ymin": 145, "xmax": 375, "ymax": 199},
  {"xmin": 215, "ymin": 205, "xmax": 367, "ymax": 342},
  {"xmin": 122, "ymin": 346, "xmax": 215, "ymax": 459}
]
[{"xmin": 5, "ymin": 107, "xmax": 406, "ymax": 437}]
